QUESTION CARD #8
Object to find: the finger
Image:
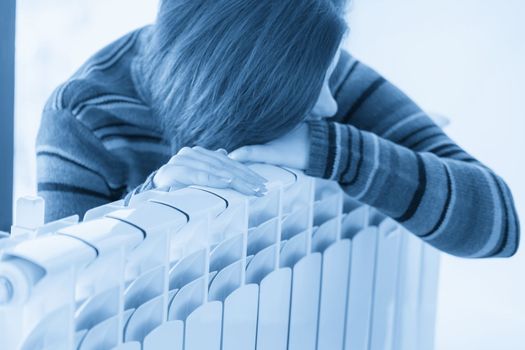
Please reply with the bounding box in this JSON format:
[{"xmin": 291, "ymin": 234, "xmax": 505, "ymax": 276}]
[
  {"xmin": 201, "ymin": 146, "xmax": 268, "ymax": 182},
  {"xmin": 205, "ymin": 174, "xmax": 238, "ymax": 189},
  {"xmin": 171, "ymin": 146, "xmax": 193, "ymax": 161},
  {"xmin": 163, "ymin": 164, "xmax": 264, "ymax": 196},
  {"xmin": 229, "ymin": 177, "xmax": 266, "ymax": 197},
  {"xmin": 165, "ymin": 165, "xmax": 234, "ymax": 188},
  {"xmin": 172, "ymin": 151, "xmax": 267, "ymax": 193},
  {"xmin": 192, "ymin": 146, "xmax": 268, "ymax": 184},
  {"xmin": 157, "ymin": 161, "xmax": 265, "ymax": 194},
  {"xmin": 190, "ymin": 147, "xmax": 265, "ymax": 188},
  {"xmin": 228, "ymin": 145, "xmax": 277, "ymax": 165},
  {"xmin": 153, "ymin": 164, "xmax": 187, "ymax": 188},
  {"xmin": 169, "ymin": 154, "xmax": 233, "ymax": 179},
  {"xmin": 183, "ymin": 147, "xmax": 228, "ymax": 172}
]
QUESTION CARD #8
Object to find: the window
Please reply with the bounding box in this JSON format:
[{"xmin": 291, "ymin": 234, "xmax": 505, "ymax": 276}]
[{"xmin": 13, "ymin": 0, "xmax": 156, "ymax": 218}]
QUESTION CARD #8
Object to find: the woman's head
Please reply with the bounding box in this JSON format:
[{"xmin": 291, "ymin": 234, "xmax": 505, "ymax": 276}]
[{"xmin": 143, "ymin": 0, "xmax": 348, "ymax": 153}]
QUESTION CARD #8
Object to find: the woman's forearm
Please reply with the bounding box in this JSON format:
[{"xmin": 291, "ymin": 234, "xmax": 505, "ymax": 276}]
[
  {"xmin": 307, "ymin": 50, "xmax": 520, "ymax": 258},
  {"xmin": 306, "ymin": 119, "xmax": 519, "ymax": 258}
]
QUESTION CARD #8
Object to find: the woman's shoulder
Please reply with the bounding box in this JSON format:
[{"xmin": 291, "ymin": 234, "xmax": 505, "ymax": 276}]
[
  {"xmin": 45, "ymin": 26, "xmax": 151, "ymax": 115},
  {"xmin": 328, "ymin": 49, "xmax": 385, "ymax": 98}
]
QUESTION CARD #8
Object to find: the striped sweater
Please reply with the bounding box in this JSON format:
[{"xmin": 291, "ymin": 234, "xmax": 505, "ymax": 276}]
[{"xmin": 36, "ymin": 26, "xmax": 520, "ymax": 258}]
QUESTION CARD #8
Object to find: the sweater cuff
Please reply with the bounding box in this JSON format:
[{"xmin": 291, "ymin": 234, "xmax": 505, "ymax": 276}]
[
  {"xmin": 305, "ymin": 120, "xmax": 353, "ymax": 181},
  {"xmin": 305, "ymin": 119, "xmax": 332, "ymax": 179}
]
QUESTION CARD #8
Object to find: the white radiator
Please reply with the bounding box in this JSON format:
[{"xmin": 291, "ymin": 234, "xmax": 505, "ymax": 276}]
[{"xmin": 0, "ymin": 164, "xmax": 440, "ymax": 350}]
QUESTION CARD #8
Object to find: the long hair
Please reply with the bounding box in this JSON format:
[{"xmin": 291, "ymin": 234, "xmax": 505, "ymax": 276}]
[{"xmin": 142, "ymin": 0, "xmax": 348, "ymax": 153}]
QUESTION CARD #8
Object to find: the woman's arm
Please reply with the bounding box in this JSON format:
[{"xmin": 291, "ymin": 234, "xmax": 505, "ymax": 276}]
[
  {"xmin": 37, "ymin": 107, "xmax": 268, "ymax": 220},
  {"xmin": 229, "ymin": 49, "xmax": 519, "ymax": 258},
  {"xmin": 305, "ymin": 50, "xmax": 520, "ymax": 258},
  {"xmin": 36, "ymin": 108, "xmax": 128, "ymax": 222}
]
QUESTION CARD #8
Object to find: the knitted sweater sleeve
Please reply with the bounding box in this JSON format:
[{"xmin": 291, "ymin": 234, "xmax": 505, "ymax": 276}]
[
  {"xmin": 36, "ymin": 107, "xmax": 127, "ymax": 222},
  {"xmin": 305, "ymin": 50, "xmax": 520, "ymax": 258}
]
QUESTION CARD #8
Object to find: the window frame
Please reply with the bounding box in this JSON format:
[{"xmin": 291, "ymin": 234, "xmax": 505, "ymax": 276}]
[{"xmin": 0, "ymin": 0, "xmax": 16, "ymax": 231}]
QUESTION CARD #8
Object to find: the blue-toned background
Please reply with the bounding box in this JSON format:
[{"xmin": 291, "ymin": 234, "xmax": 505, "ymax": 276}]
[{"xmin": 13, "ymin": 0, "xmax": 524, "ymax": 348}]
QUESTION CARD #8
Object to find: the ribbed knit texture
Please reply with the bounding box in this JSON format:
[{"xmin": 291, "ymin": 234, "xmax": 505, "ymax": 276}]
[{"xmin": 36, "ymin": 26, "xmax": 520, "ymax": 258}]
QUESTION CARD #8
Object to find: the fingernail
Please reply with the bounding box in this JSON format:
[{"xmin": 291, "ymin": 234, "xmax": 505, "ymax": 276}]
[
  {"xmin": 254, "ymin": 185, "xmax": 267, "ymax": 195},
  {"xmin": 220, "ymin": 177, "xmax": 233, "ymax": 184},
  {"xmin": 254, "ymin": 188, "xmax": 266, "ymax": 197}
]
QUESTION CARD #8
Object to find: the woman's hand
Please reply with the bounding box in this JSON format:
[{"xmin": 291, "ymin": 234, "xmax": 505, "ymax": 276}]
[
  {"xmin": 228, "ymin": 122, "xmax": 310, "ymax": 170},
  {"xmin": 153, "ymin": 146, "xmax": 268, "ymax": 196}
]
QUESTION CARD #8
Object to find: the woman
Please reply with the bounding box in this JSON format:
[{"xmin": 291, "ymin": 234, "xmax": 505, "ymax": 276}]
[{"xmin": 36, "ymin": 0, "xmax": 519, "ymax": 258}]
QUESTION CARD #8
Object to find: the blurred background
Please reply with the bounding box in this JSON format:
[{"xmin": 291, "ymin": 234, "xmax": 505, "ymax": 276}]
[{"xmin": 11, "ymin": 0, "xmax": 525, "ymax": 348}]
